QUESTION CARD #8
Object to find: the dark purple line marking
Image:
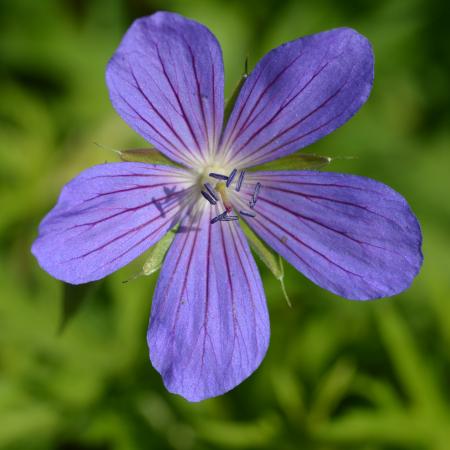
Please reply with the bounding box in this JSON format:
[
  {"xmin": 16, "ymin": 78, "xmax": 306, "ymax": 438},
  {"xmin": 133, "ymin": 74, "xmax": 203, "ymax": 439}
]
[
  {"xmin": 129, "ymin": 69, "xmax": 195, "ymax": 158},
  {"xmin": 68, "ymin": 200, "xmax": 182, "ymax": 262},
  {"xmin": 232, "ymin": 62, "xmax": 330, "ymax": 155},
  {"xmin": 184, "ymin": 39, "xmax": 210, "ymax": 153},
  {"xmin": 211, "ymin": 53, "xmax": 218, "ymax": 149},
  {"xmin": 240, "ymin": 84, "xmax": 348, "ymax": 165},
  {"xmin": 228, "ymin": 224, "xmax": 262, "ymax": 354},
  {"xmin": 220, "ymin": 59, "xmax": 266, "ymax": 149},
  {"xmin": 263, "ymin": 185, "xmax": 393, "ymax": 223},
  {"xmin": 68, "ymin": 188, "xmax": 187, "ymax": 232},
  {"xmin": 218, "ymin": 218, "xmax": 239, "ymax": 368},
  {"xmin": 155, "ymin": 43, "xmax": 203, "ymax": 157},
  {"xmin": 154, "ymin": 208, "xmax": 202, "ymax": 317},
  {"xmin": 116, "ymin": 91, "xmax": 192, "ymax": 166},
  {"xmin": 258, "ymin": 195, "xmax": 404, "ymax": 257},
  {"xmin": 223, "ymin": 52, "xmax": 303, "ymax": 151},
  {"xmin": 84, "ymin": 181, "xmax": 175, "ymax": 202},
  {"xmin": 256, "ymin": 177, "xmax": 383, "ymax": 195},
  {"xmin": 255, "ymin": 208, "xmax": 363, "ymax": 279},
  {"xmin": 103, "ymin": 210, "xmax": 180, "ymax": 267}
]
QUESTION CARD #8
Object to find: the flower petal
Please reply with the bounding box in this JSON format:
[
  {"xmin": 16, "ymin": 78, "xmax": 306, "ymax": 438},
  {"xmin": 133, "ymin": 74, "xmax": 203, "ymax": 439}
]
[
  {"xmin": 221, "ymin": 28, "xmax": 373, "ymax": 168},
  {"xmin": 243, "ymin": 171, "xmax": 422, "ymax": 300},
  {"xmin": 106, "ymin": 12, "xmax": 224, "ymax": 167},
  {"xmin": 32, "ymin": 163, "xmax": 194, "ymax": 284},
  {"xmin": 148, "ymin": 206, "xmax": 270, "ymax": 401}
]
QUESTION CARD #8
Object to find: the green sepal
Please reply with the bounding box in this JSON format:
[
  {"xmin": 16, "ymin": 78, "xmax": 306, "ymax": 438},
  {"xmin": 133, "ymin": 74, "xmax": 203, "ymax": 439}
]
[
  {"xmin": 94, "ymin": 142, "xmax": 180, "ymax": 166},
  {"xmin": 223, "ymin": 58, "xmax": 249, "ymax": 127},
  {"xmin": 59, "ymin": 280, "xmax": 102, "ymax": 333},
  {"xmin": 118, "ymin": 148, "xmax": 181, "ymax": 166},
  {"xmin": 142, "ymin": 227, "xmax": 178, "ymax": 276},
  {"xmin": 123, "ymin": 227, "xmax": 178, "ymax": 283},
  {"xmin": 250, "ymin": 152, "xmax": 332, "ymax": 172},
  {"xmin": 240, "ymin": 220, "xmax": 291, "ymax": 307}
]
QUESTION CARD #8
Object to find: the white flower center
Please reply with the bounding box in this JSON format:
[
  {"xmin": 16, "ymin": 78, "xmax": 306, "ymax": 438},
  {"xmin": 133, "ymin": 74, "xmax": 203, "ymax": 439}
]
[{"xmin": 190, "ymin": 164, "xmax": 261, "ymax": 224}]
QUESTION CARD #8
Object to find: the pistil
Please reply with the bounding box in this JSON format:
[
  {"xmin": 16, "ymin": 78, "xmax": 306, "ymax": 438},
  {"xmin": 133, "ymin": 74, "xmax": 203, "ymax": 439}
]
[{"xmin": 215, "ymin": 181, "xmax": 233, "ymax": 213}]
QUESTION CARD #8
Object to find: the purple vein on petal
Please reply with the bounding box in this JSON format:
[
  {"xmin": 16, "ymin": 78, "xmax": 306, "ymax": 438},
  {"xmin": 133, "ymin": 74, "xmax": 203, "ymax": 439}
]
[
  {"xmin": 115, "ymin": 90, "xmax": 194, "ymax": 167},
  {"xmin": 236, "ymin": 77, "xmax": 350, "ymax": 167},
  {"xmin": 128, "ymin": 67, "xmax": 203, "ymax": 166},
  {"xmin": 222, "ymin": 52, "xmax": 304, "ymax": 151},
  {"xmin": 183, "ymin": 37, "xmax": 211, "ymax": 155},
  {"xmin": 67, "ymin": 200, "xmax": 182, "ymax": 262},
  {"xmin": 257, "ymin": 206, "xmax": 363, "ymax": 279},
  {"xmin": 228, "ymin": 223, "xmax": 265, "ymax": 353},
  {"xmin": 154, "ymin": 42, "xmax": 204, "ymax": 160},
  {"xmin": 258, "ymin": 195, "xmax": 406, "ymax": 258},
  {"xmin": 218, "ymin": 220, "xmax": 250, "ymax": 369},
  {"xmin": 230, "ymin": 61, "xmax": 330, "ymax": 156},
  {"xmin": 66, "ymin": 187, "xmax": 192, "ymax": 234},
  {"xmin": 263, "ymin": 184, "xmax": 395, "ymax": 224},
  {"xmin": 219, "ymin": 59, "xmax": 266, "ymax": 147}
]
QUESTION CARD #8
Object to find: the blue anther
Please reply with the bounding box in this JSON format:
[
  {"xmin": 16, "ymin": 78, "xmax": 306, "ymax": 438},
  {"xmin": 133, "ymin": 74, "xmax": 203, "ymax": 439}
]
[
  {"xmin": 249, "ymin": 182, "xmax": 261, "ymax": 208},
  {"xmin": 240, "ymin": 210, "xmax": 256, "ymax": 218},
  {"xmin": 210, "ymin": 211, "xmax": 228, "ymax": 224},
  {"xmin": 209, "ymin": 172, "xmax": 228, "ymax": 180},
  {"xmin": 220, "ymin": 215, "xmax": 239, "ymax": 222},
  {"xmin": 235, "ymin": 170, "xmax": 246, "ymax": 192},
  {"xmin": 253, "ymin": 182, "xmax": 261, "ymax": 202},
  {"xmin": 226, "ymin": 168, "xmax": 237, "ymax": 187},
  {"xmin": 201, "ymin": 190, "xmax": 216, "ymax": 205},
  {"xmin": 204, "ymin": 183, "xmax": 218, "ymax": 201}
]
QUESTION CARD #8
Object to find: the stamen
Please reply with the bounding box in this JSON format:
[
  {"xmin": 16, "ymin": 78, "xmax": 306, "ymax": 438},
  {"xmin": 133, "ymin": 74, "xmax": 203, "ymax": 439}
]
[
  {"xmin": 239, "ymin": 210, "xmax": 256, "ymax": 218},
  {"xmin": 249, "ymin": 182, "xmax": 261, "ymax": 208},
  {"xmin": 226, "ymin": 168, "xmax": 237, "ymax": 187},
  {"xmin": 235, "ymin": 170, "xmax": 246, "ymax": 192},
  {"xmin": 209, "ymin": 172, "xmax": 228, "ymax": 180},
  {"xmin": 220, "ymin": 215, "xmax": 239, "ymax": 221},
  {"xmin": 210, "ymin": 211, "xmax": 228, "ymax": 224},
  {"xmin": 204, "ymin": 182, "xmax": 218, "ymax": 201},
  {"xmin": 201, "ymin": 190, "xmax": 217, "ymax": 205}
]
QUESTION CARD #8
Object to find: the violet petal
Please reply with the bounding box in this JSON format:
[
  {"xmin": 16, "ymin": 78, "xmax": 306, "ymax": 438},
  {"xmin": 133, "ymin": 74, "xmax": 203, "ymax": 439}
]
[
  {"xmin": 244, "ymin": 171, "xmax": 422, "ymax": 300},
  {"xmin": 106, "ymin": 12, "xmax": 224, "ymax": 167},
  {"xmin": 221, "ymin": 28, "xmax": 373, "ymax": 167},
  {"xmin": 31, "ymin": 163, "xmax": 193, "ymax": 284},
  {"xmin": 148, "ymin": 206, "xmax": 270, "ymax": 401}
]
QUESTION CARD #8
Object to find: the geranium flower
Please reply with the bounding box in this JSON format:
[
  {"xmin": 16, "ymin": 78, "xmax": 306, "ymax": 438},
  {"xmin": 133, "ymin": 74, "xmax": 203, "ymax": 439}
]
[{"xmin": 32, "ymin": 12, "xmax": 423, "ymax": 401}]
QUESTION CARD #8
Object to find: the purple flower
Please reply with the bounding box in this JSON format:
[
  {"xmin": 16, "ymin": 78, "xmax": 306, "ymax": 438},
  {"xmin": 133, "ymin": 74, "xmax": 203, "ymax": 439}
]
[{"xmin": 32, "ymin": 12, "xmax": 423, "ymax": 401}]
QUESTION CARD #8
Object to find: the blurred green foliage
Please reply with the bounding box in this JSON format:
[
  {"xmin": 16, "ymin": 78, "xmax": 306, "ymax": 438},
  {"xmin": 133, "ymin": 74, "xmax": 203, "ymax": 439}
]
[{"xmin": 1, "ymin": 0, "xmax": 449, "ymax": 449}]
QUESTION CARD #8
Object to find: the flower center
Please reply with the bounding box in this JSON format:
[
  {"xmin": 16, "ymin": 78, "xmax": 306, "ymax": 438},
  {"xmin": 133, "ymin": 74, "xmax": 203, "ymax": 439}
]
[{"xmin": 198, "ymin": 167, "xmax": 261, "ymax": 224}]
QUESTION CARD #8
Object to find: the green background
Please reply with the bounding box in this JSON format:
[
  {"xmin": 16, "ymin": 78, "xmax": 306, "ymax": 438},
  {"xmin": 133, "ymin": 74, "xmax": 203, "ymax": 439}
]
[{"xmin": 1, "ymin": 0, "xmax": 449, "ymax": 449}]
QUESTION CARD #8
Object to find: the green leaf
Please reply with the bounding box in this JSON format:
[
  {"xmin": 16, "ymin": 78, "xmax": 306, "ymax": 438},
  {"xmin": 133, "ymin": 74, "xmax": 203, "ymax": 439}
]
[
  {"xmin": 240, "ymin": 220, "xmax": 291, "ymax": 306},
  {"xmin": 60, "ymin": 281, "xmax": 102, "ymax": 333},
  {"xmin": 251, "ymin": 153, "xmax": 332, "ymax": 171}
]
